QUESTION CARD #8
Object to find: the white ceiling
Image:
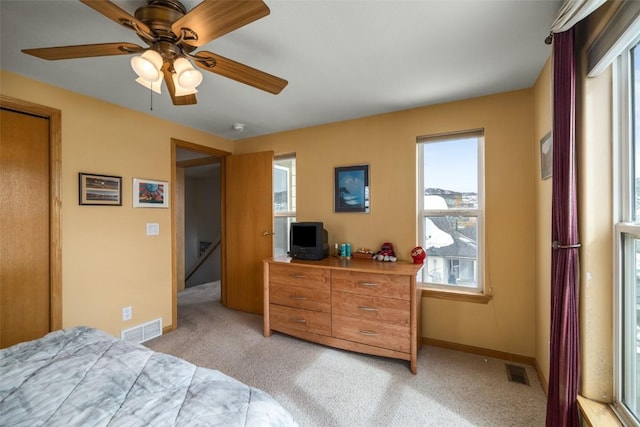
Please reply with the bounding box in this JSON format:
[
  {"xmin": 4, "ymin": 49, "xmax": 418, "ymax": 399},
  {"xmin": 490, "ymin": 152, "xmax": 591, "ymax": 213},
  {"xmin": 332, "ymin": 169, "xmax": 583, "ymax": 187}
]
[{"xmin": 0, "ymin": 0, "xmax": 561, "ymax": 140}]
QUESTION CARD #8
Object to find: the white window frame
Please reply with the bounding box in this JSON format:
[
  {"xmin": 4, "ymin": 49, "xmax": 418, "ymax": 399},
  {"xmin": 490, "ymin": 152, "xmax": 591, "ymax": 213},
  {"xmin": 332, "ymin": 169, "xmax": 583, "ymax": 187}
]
[
  {"xmin": 417, "ymin": 129, "xmax": 485, "ymax": 293},
  {"xmin": 274, "ymin": 165, "xmax": 292, "ymax": 213},
  {"xmin": 613, "ymin": 35, "xmax": 640, "ymax": 427},
  {"xmin": 273, "ymin": 155, "xmax": 296, "ymax": 257}
]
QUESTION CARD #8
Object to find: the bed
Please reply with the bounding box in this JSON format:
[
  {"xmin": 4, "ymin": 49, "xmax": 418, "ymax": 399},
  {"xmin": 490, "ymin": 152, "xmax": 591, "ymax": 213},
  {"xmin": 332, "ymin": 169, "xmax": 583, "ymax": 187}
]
[{"xmin": 0, "ymin": 326, "xmax": 297, "ymax": 426}]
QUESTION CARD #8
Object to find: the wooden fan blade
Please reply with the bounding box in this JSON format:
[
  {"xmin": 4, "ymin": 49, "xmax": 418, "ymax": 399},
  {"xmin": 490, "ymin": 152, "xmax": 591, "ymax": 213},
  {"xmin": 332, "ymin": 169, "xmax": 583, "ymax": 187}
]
[
  {"xmin": 194, "ymin": 51, "xmax": 287, "ymax": 94},
  {"xmin": 22, "ymin": 42, "xmax": 144, "ymax": 60},
  {"xmin": 162, "ymin": 64, "xmax": 198, "ymax": 106},
  {"xmin": 80, "ymin": 0, "xmax": 152, "ymax": 35},
  {"xmin": 172, "ymin": 0, "xmax": 270, "ymax": 47}
]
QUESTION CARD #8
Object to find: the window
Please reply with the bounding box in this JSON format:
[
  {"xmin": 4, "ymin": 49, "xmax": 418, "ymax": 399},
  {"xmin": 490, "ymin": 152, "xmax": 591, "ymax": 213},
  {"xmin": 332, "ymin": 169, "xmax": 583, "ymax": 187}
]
[
  {"xmin": 417, "ymin": 130, "xmax": 484, "ymax": 292},
  {"xmin": 273, "ymin": 155, "xmax": 296, "ymax": 257},
  {"xmin": 615, "ymin": 38, "xmax": 640, "ymax": 426}
]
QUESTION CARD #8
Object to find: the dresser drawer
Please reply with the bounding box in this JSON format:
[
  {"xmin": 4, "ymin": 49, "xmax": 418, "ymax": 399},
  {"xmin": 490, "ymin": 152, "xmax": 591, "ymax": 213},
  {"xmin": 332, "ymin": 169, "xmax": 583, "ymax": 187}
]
[
  {"xmin": 332, "ymin": 270, "xmax": 410, "ymax": 300},
  {"xmin": 270, "ymin": 304, "xmax": 331, "ymax": 336},
  {"xmin": 270, "ymin": 283, "xmax": 330, "ymax": 312},
  {"xmin": 269, "ymin": 263, "xmax": 330, "ymax": 290},
  {"xmin": 332, "ymin": 314, "xmax": 410, "ymax": 353},
  {"xmin": 332, "ymin": 291, "xmax": 410, "ymax": 326}
]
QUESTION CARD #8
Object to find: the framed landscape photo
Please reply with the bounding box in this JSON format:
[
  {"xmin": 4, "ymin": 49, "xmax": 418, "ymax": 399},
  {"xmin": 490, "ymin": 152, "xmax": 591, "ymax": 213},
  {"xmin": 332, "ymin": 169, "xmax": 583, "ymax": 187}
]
[
  {"xmin": 79, "ymin": 173, "xmax": 122, "ymax": 206},
  {"xmin": 133, "ymin": 178, "xmax": 169, "ymax": 208},
  {"xmin": 334, "ymin": 164, "xmax": 370, "ymax": 213},
  {"xmin": 540, "ymin": 132, "xmax": 552, "ymax": 180}
]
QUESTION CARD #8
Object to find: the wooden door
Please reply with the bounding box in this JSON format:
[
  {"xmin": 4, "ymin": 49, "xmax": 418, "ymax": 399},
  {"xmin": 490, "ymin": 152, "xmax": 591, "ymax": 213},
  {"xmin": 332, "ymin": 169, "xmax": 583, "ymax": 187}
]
[
  {"xmin": 223, "ymin": 151, "xmax": 273, "ymax": 314},
  {"xmin": 0, "ymin": 108, "xmax": 51, "ymax": 347}
]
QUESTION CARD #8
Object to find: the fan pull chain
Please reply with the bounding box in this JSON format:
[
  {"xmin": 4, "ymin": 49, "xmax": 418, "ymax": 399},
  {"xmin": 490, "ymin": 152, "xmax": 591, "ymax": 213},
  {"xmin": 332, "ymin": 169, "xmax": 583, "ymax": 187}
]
[{"xmin": 149, "ymin": 85, "xmax": 153, "ymax": 111}]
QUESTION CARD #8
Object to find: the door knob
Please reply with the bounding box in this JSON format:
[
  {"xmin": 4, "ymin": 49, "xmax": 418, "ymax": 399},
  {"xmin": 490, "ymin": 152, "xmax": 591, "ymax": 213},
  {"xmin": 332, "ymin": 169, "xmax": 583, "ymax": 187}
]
[{"xmin": 263, "ymin": 231, "xmax": 275, "ymax": 236}]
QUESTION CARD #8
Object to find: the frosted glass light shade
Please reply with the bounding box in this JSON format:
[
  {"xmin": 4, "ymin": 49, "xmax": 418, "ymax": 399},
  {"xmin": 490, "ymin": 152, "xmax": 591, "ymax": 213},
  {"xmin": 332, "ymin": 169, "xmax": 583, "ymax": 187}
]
[
  {"xmin": 173, "ymin": 57, "xmax": 203, "ymax": 89},
  {"xmin": 135, "ymin": 72, "xmax": 163, "ymax": 94},
  {"xmin": 131, "ymin": 50, "xmax": 163, "ymax": 81},
  {"xmin": 171, "ymin": 73, "xmax": 198, "ymax": 96}
]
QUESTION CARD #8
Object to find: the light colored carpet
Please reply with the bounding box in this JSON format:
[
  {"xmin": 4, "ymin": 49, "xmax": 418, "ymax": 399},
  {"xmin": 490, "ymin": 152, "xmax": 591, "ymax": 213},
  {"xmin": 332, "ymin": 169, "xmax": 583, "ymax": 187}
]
[{"xmin": 145, "ymin": 282, "xmax": 546, "ymax": 426}]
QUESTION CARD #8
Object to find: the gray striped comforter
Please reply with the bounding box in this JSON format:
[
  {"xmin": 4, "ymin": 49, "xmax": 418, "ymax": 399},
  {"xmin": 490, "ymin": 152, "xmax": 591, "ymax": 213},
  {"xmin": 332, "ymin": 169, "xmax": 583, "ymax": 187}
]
[{"xmin": 0, "ymin": 327, "xmax": 296, "ymax": 426}]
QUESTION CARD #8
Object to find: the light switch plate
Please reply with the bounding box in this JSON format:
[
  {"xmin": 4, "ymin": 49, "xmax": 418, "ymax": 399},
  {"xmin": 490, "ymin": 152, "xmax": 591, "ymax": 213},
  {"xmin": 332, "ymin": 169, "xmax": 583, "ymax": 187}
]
[{"xmin": 146, "ymin": 223, "xmax": 159, "ymax": 236}]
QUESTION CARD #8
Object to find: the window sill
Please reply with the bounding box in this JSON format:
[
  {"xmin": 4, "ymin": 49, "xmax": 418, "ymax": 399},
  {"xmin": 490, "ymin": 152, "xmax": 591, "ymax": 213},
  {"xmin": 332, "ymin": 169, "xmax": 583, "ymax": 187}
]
[
  {"xmin": 420, "ymin": 287, "xmax": 492, "ymax": 304},
  {"xmin": 577, "ymin": 395, "xmax": 622, "ymax": 426}
]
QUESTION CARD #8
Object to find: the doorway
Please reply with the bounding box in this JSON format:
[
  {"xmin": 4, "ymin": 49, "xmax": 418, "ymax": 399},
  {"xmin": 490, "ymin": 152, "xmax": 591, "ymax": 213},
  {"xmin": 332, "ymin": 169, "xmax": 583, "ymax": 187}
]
[
  {"xmin": 170, "ymin": 141, "xmax": 274, "ymax": 329},
  {"xmin": 177, "ymin": 150, "xmax": 221, "ymax": 289},
  {"xmin": 171, "ymin": 139, "xmax": 229, "ymax": 330}
]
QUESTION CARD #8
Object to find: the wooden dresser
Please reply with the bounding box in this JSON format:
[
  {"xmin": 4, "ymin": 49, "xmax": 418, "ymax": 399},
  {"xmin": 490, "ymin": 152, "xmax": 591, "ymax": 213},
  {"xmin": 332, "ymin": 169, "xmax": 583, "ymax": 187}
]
[{"xmin": 263, "ymin": 256, "xmax": 424, "ymax": 374}]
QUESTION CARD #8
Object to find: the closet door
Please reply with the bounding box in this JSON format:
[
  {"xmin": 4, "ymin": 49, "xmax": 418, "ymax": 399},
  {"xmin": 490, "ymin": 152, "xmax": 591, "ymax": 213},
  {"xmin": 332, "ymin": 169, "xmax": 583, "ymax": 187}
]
[{"xmin": 0, "ymin": 108, "xmax": 50, "ymax": 348}]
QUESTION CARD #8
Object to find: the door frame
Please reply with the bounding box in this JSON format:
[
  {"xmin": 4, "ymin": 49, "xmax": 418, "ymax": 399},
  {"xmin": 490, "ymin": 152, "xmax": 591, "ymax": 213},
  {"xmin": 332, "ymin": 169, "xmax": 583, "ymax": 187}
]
[
  {"xmin": 170, "ymin": 138, "xmax": 230, "ymax": 331},
  {"xmin": 1, "ymin": 95, "xmax": 62, "ymax": 331}
]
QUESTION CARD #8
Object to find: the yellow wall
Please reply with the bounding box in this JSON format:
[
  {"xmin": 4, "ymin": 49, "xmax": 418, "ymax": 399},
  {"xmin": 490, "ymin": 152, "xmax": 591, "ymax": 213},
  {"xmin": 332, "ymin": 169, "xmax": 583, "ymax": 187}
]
[
  {"xmin": 236, "ymin": 90, "xmax": 538, "ymax": 357},
  {"xmin": 533, "ymin": 57, "xmax": 552, "ymax": 387},
  {"xmin": 1, "ymin": 70, "xmax": 232, "ymax": 337},
  {"xmin": 578, "ymin": 65, "xmax": 614, "ymax": 402},
  {"xmin": 576, "ymin": 7, "xmax": 616, "ymax": 402}
]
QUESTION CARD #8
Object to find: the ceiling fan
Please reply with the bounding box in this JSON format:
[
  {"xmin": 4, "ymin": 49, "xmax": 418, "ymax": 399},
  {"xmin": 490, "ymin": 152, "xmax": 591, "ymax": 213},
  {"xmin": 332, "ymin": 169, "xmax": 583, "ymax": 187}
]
[{"xmin": 22, "ymin": 0, "xmax": 288, "ymax": 105}]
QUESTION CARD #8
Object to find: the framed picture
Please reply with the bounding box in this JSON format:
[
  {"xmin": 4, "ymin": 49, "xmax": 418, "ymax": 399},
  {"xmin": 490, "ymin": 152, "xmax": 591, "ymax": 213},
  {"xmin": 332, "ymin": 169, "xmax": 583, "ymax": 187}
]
[
  {"xmin": 79, "ymin": 173, "xmax": 122, "ymax": 206},
  {"xmin": 133, "ymin": 178, "xmax": 169, "ymax": 208},
  {"xmin": 334, "ymin": 164, "xmax": 370, "ymax": 213},
  {"xmin": 540, "ymin": 132, "xmax": 552, "ymax": 180}
]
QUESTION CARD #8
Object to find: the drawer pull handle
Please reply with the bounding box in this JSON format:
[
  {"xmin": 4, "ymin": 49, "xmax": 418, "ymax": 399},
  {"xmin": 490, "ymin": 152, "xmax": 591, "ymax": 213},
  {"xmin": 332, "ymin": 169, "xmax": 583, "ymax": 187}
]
[
  {"xmin": 291, "ymin": 318, "xmax": 308, "ymax": 323},
  {"xmin": 359, "ymin": 330, "xmax": 379, "ymax": 336},
  {"xmin": 291, "ymin": 273, "xmax": 306, "ymax": 279},
  {"xmin": 358, "ymin": 306, "xmax": 378, "ymax": 312},
  {"xmin": 358, "ymin": 281, "xmax": 379, "ymax": 287},
  {"xmin": 290, "ymin": 295, "xmax": 307, "ymax": 301}
]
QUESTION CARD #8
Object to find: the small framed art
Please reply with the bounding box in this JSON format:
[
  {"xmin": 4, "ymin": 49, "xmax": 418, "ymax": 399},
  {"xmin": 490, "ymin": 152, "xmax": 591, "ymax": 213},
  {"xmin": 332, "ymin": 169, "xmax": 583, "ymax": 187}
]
[
  {"xmin": 133, "ymin": 178, "xmax": 169, "ymax": 208},
  {"xmin": 540, "ymin": 132, "xmax": 552, "ymax": 180},
  {"xmin": 334, "ymin": 164, "xmax": 370, "ymax": 213},
  {"xmin": 79, "ymin": 173, "xmax": 122, "ymax": 206}
]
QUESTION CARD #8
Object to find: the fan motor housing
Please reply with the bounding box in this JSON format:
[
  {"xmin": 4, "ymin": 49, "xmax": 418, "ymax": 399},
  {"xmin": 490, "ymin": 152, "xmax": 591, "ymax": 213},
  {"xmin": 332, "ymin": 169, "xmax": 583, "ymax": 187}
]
[{"xmin": 135, "ymin": 0, "xmax": 185, "ymax": 41}]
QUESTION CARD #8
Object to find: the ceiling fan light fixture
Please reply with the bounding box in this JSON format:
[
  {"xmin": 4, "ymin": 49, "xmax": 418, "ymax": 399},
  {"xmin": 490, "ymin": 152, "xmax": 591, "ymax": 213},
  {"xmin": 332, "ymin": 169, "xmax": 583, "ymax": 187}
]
[
  {"xmin": 22, "ymin": 0, "xmax": 287, "ymax": 106},
  {"xmin": 131, "ymin": 49, "xmax": 163, "ymax": 81},
  {"xmin": 173, "ymin": 57, "xmax": 203, "ymax": 89}
]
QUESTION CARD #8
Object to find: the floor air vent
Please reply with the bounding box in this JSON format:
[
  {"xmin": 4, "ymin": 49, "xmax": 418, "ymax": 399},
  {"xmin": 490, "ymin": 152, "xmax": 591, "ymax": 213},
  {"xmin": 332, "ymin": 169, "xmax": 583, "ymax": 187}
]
[
  {"xmin": 121, "ymin": 318, "xmax": 162, "ymax": 343},
  {"xmin": 505, "ymin": 364, "xmax": 530, "ymax": 385}
]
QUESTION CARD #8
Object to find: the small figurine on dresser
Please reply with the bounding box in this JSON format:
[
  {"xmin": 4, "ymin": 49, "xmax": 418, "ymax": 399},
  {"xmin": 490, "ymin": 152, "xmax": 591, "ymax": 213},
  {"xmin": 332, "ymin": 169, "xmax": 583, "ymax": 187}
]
[
  {"xmin": 373, "ymin": 242, "xmax": 397, "ymax": 262},
  {"xmin": 411, "ymin": 246, "xmax": 427, "ymax": 264}
]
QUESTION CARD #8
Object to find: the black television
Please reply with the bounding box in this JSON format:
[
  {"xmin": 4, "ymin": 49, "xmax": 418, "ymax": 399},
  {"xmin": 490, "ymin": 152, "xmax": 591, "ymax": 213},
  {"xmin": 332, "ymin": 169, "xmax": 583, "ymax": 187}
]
[{"xmin": 289, "ymin": 222, "xmax": 330, "ymax": 260}]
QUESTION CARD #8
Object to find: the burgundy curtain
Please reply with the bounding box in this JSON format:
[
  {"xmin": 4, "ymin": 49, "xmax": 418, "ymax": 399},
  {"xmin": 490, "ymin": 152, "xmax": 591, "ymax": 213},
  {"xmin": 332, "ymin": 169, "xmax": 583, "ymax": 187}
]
[{"xmin": 545, "ymin": 27, "xmax": 580, "ymax": 427}]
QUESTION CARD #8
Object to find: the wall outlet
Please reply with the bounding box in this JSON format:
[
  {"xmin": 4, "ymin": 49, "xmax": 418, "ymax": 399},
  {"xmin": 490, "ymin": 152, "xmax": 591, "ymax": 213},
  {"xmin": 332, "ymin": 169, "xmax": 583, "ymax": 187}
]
[{"xmin": 122, "ymin": 306, "xmax": 132, "ymax": 321}]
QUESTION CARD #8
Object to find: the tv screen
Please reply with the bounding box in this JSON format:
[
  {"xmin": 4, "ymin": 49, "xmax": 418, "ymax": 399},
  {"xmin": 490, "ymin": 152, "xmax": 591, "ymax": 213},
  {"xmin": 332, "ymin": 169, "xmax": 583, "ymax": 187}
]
[
  {"xmin": 289, "ymin": 222, "xmax": 329, "ymax": 260},
  {"xmin": 291, "ymin": 224, "xmax": 317, "ymax": 247}
]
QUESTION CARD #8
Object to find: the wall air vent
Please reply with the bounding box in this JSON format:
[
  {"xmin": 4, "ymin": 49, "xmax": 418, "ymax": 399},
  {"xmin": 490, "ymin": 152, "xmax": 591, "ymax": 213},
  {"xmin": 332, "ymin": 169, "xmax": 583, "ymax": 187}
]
[{"xmin": 121, "ymin": 318, "xmax": 162, "ymax": 343}]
